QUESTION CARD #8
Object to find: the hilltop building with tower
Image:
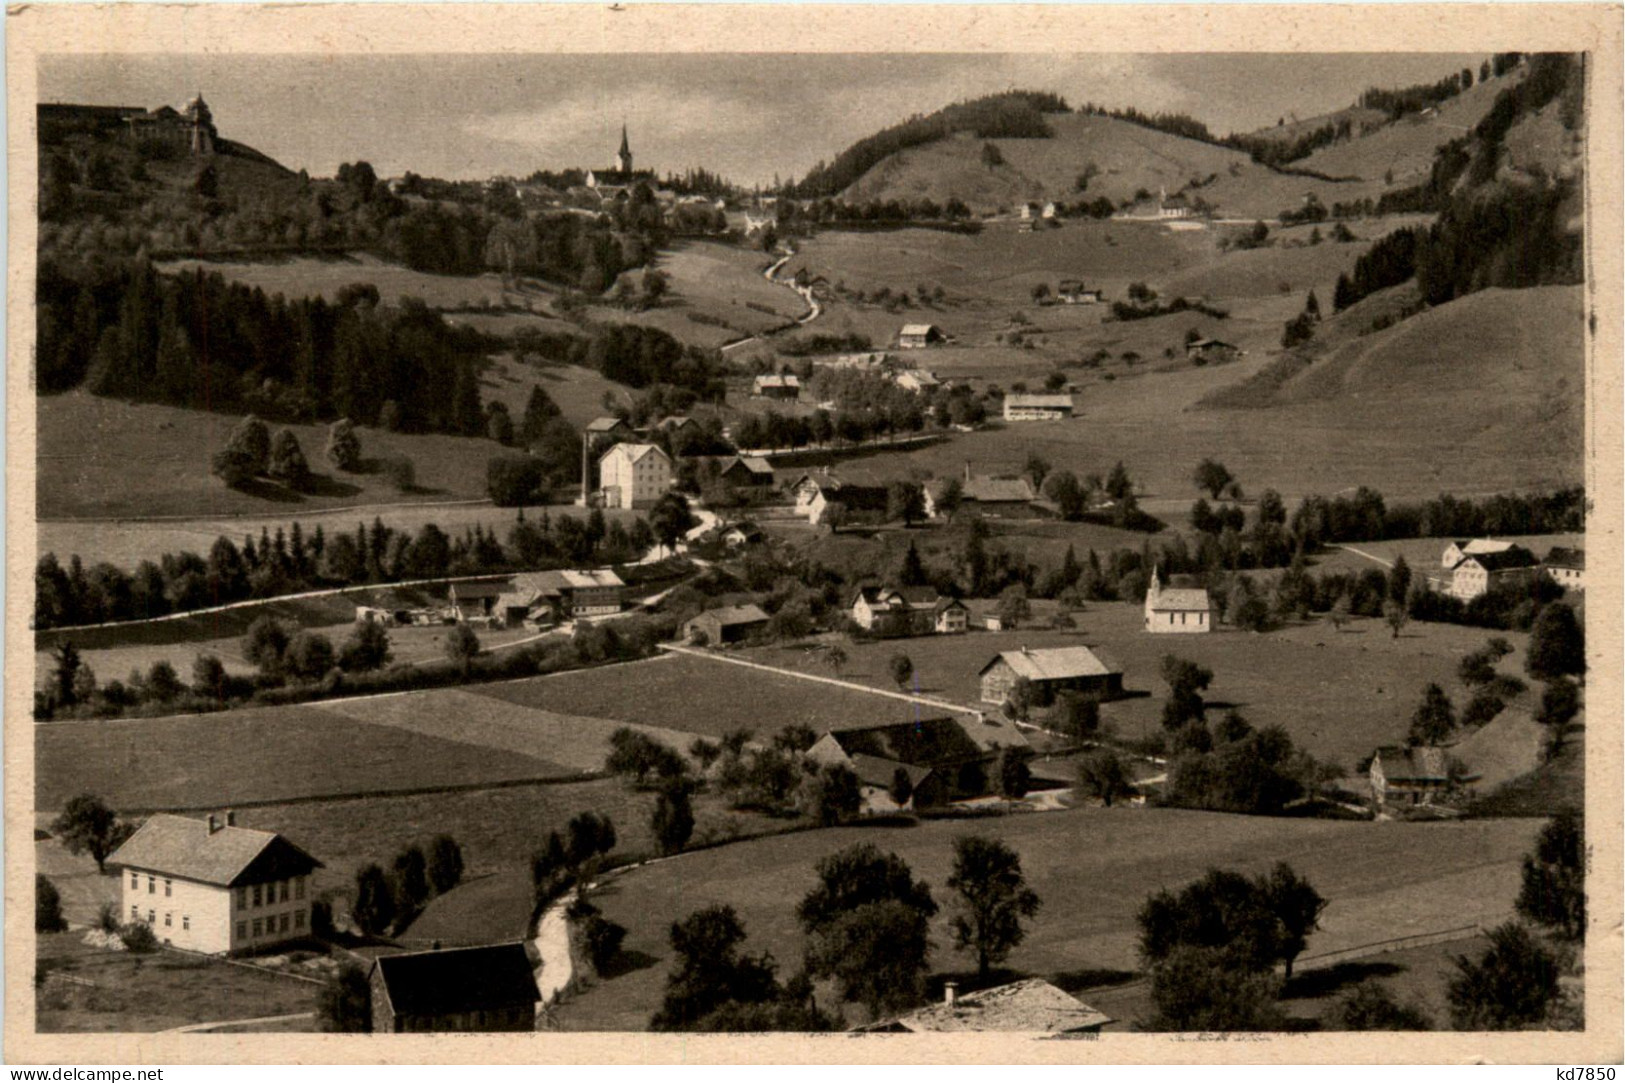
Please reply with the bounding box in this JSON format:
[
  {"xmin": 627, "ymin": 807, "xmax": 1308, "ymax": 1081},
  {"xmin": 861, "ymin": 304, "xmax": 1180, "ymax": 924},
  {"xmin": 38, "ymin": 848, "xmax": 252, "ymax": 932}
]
[{"xmin": 586, "ymin": 124, "xmax": 654, "ymax": 194}]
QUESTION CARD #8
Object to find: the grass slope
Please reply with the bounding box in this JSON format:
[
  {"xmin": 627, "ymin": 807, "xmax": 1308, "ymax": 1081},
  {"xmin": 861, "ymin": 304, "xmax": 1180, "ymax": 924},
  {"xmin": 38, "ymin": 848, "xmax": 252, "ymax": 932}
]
[{"xmin": 551, "ymin": 807, "xmax": 1541, "ymax": 1030}]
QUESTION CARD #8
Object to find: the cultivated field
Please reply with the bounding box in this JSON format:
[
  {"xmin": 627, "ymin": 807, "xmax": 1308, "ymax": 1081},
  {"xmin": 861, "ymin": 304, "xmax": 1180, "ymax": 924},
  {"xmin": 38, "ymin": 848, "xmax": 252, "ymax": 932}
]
[
  {"xmin": 35, "ymin": 932, "xmax": 318, "ymax": 1033},
  {"xmin": 155, "ymin": 252, "xmax": 534, "ymax": 311},
  {"xmin": 550, "ymin": 807, "xmax": 1542, "ymax": 1030},
  {"xmin": 737, "ymin": 602, "xmax": 1531, "ymax": 771},
  {"xmin": 1312, "ymin": 534, "xmax": 1585, "ymax": 580}
]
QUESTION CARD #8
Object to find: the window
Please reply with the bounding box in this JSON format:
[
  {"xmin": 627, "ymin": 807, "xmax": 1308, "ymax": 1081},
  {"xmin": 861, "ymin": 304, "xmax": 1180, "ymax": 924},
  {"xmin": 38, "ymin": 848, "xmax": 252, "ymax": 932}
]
[
  {"xmin": 131, "ymin": 872, "xmax": 139, "ymax": 890},
  {"xmin": 131, "ymin": 905, "xmax": 140, "ymax": 921},
  {"xmin": 295, "ymin": 877, "xmax": 306, "ymax": 901},
  {"xmin": 280, "ymin": 881, "xmax": 290, "ymax": 903},
  {"xmin": 183, "ymin": 915, "xmax": 190, "ymax": 931},
  {"xmin": 164, "ymin": 879, "xmax": 172, "ymax": 897},
  {"xmin": 280, "ymin": 914, "xmax": 290, "ymax": 933},
  {"xmin": 238, "ymin": 887, "xmax": 248, "ymax": 910},
  {"xmin": 147, "ymin": 875, "xmax": 155, "ymax": 894},
  {"xmin": 164, "ymin": 912, "xmax": 172, "ymax": 927},
  {"xmin": 294, "ymin": 910, "xmax": 305, "ymax": 930},
  {"xmin": 147, "ymin": 910, "xmax": 155, "ymax": 924},
  {"xmin": 252, "ymin": 884, "xmax": 262, "ymax": 907},
  {"xmin": 237, "ymin": 922, "xmax": 247, "ymax": 940},
  {"xmin": 252, "ymin": 919, "xmax": 262, "ymax": 937}
]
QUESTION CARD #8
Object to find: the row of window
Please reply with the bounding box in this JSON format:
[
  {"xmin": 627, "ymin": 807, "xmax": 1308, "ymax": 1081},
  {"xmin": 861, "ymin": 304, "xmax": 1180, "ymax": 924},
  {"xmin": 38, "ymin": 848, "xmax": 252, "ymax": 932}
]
[
  {"xmin": 133, "ymin": 873, "xmax": 173, "ymax": 896},
  {"xmin": 130, "ymin": 905, "xmax": 190, "ymax": 931},
  {"xmin": 235, "ymin": 877, "xmax": 307, "ymax": 911},
  {"xmin": 236, "ymin": 910, "xmax": 305, "ymax": 940}
]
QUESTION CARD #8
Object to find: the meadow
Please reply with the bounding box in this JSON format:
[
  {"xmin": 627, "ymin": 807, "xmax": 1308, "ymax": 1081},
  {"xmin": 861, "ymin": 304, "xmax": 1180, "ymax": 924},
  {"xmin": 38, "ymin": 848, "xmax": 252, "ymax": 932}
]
[{"xmin": 550, "ymin": 807, "xmax": 1542, "ymax": 1030}]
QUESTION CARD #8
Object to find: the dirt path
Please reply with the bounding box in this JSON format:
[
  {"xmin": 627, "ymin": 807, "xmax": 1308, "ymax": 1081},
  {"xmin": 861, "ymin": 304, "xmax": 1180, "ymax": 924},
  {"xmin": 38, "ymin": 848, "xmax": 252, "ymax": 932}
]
[
  {"xmin": 658, "ymin": 642, "xmax": 980, "ymax": 716},
  {"xmin": 719, "ymin": 249, "xmax": 820, "ymax": 353},
  {"xmin": 167, "ymin": 1012, "xmax": 314, "ymax": 1034},
  {"xmin": 532, "ymin": 890, "xmax": 576, "ymax": 1012}
]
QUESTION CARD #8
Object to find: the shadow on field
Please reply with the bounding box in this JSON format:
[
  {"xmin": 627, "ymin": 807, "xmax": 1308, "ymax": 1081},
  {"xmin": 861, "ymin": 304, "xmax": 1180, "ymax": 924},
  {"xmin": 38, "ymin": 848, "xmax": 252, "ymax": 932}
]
[
  {"xmin": 300, "ymin": 474, "xmax": 363, "ymax": 500},
  {"xmin": 234, "ymin": 478, "xmax": 306, "ymax": 504},
  {"xmin": 1281, "ymin": 960, "xmax": 1404, "ymax": 1000},
  {"xmin": 1049, "ymin": 967, "xmax": 1139, "ymax": 993},
  {"xmin": 597, "ymin": 949, "xmax": 661, "ymax": 980}
]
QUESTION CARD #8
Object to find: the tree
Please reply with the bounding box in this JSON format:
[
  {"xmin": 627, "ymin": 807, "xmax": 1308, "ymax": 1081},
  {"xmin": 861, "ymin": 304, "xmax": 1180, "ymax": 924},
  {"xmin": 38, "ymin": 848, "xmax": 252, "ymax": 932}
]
[
  {"xmin": 652, "ymin": 782, "xmax": 696, "ymax": 855},
  {"xmin": 226, "ymin": 415, "xmax": 271, "ymax": 475},
  {"xmin": 286, "ymin": 630, "xmax": 336, "ymax": 682},
  {"xmin": 339, "ymin": 620, "xmax": 392, "ymax": 672},
  {"xmin": 49, "ymin": 641, "xmax": 83, "ymax": 710},
  {"xmin": 380, "ymin": 454, "xmax": 416, "ymax": 493},
  {"xmin": 1192, "ymin": 458, "xmax": 1234, "ymax": 499},
  {"xmin": 823, "ymin": 644, "xmax": 849, "ymax": 676},
  {"xmin": 1261, "ymin": 861, "xmax": 1328, "ymax": 979},
  {"xmin": 797, "ymin": 843, "xmax": 937, "ymax": 1018},
  {"xmin": 1327, "ymin": 592, "xmax": 1353, "ymax": 632},
  {"xmin": 887, "ymin": 652, "xmax": 914, "ymax": 691},
  {"xmin": 898, "ymin": 542, "xmax": 927, "ymax": 586},
  {"xmin": 649, "ymin": 491, "xmax": 699, "ymax": 554},
  {"xmin": 444, "ymin": 623, "xmax": 481, "ymax": 675},
  {"xmin": 268, "ymin": 429, "xmax": 311, "ymax": 488},
  {"xmin": 50, "ymin": 794, "xmax": 121, "ymax": 873},
  {"xmin": 1043, "ymin": 470, "xmax": 1087, "ymax": 519},
  {"xmin": 1409, "ymin": 682, "xmax": 1457, "ymax": 745},
  {"xmin": 1138, "ymin": 864, "xmax": 1323, "ymax": 979},
  {"xmin": 1387, "ymin": 554, "xmax": 1413, "ymax": 603},
  {"xmin": 351, "ymin": 864, "xmax": 396, "ymax": 937},
  {"xmin": 487, "ymin": 454, "xmax": 546, "ymax": 508},
  {"xmin": 1517, "ymin": 809, "xmax": 1584, "ymax": 940},
  {"xmin": 1526, "ymin": 602, "xmax": 1584, "ymax": 680},
  {"xmin": 996, "ymin": 747, "xmax": 1032, "ymax": 799},
  {"xmin": 1148, "ymin": 946, "xmax": 1286, "ymax": 1031},
  {"xmin": 324, "ymin": 418, "xmax": 362, "ymax": 472},
  {"xmin": 426, "ymin": 834, "xmax": 465, "ymax": 896},
  {"xmin": 994, "ymin": 584, "xmax": 1031, "ymax": 629},
  {"xmin": 1382, "ymin": 599, "xmax": 1409, "ymax": 639},
  {"xmin": 980, "ymin": 142, "xmax": 1005, "ymax": 169},
  {"xmin": 1076, "ymin": 748, "xmax": 1132, "ymax": 807},
  {"xmin": 1446, "ymin": 922, "xmax": 1561, "ymax": 1030},
  {"xmin": 1159, "ymin": 655, "xmax": 1214, "ymax": 729},
  {"xmin": 1105, "ymin": 460, "xmax": 1133, "ymax": 501},
  {"xmin": 243, "ymin": 615, "xmax": 291, "ymax": 678},
  {"xmin": 37, "ymin": 874, "xmax": 67, "ymax": 933},
  {"xmin": 316, "ymin": 962, "xmax": 373, "ymax": 1032},
  {"xmin": 802, "ymin": 763, "xmax": 862, "ymax": 826},
  {"xmin": 650, "ymin": 904, "xmax": 781, "ymax": 1030},
  {"xmin": 1537, "ymin": 677, "xmax": 1581, "ymax": 730},
  {"xmin": 947, "ymin": 835, "xmax": 1042, "ymax": 977},
  {"xmin": 888, "ymin": 766, "xmax": 915, "ymax": 808},
  {"xmin": 1054, "ymin": 691, "xmax": 1101, "ymax": 740},
  {"xmin": 392, "ymin": 844, "xmax": 430, "ymax": 916},
  {"xmin": 886, "ymin": 481, "xmax": 924, "ymax": 526},
  {"xmin": 192, "ymin": 653, "xmax": 228, "ymax": 700},
  {"xmin": 1336, "ymin": 981, "xmax": 1433, "ymax": 1030},
  {"xmin": 567, "ymin": 811, "xmax": 618, "ymax": 868}
]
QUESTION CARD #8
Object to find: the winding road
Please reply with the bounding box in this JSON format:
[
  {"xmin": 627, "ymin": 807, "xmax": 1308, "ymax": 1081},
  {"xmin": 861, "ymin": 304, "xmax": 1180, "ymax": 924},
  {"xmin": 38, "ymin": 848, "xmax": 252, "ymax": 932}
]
[{"xmin": 719, "ymin": 248, "xmax": 822, "ymax": 354}]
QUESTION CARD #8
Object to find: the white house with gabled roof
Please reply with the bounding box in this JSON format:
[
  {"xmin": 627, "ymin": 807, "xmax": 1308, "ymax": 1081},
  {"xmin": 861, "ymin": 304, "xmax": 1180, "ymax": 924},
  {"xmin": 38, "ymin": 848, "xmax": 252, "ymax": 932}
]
[
  {"xmin": 1144, "ymin": 568, "xmax": 1213, "ymax": 633},
  {"xmin": 598, "ymin": 442, "xmax": 671, "ymax": 509}
]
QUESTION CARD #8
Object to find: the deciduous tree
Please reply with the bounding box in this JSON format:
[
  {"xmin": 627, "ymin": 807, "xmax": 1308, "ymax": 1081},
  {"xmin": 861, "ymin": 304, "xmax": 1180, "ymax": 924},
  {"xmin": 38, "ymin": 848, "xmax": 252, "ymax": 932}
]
[{"xmin": 947, "ymin": 835, "xmax": 1041, "ymax": 976}]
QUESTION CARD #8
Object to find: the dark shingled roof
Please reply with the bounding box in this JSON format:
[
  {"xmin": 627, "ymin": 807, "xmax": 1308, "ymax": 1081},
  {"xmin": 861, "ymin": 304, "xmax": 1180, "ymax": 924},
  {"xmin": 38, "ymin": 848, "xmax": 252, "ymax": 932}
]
[
  {"xmin": 107, "ymin": 814, "xmax": 321, "ymax": 887},
  {"xmin": 1545, "ymin": 547, "xmax": 1586, "ymax": 570},
  {"xmin": 1463, "ymin": 546, "xmax": 1539, "ymax": 572},
  {"xmin": 371, "ymin": 943, "xmax": 538, "ymax": 1020}
]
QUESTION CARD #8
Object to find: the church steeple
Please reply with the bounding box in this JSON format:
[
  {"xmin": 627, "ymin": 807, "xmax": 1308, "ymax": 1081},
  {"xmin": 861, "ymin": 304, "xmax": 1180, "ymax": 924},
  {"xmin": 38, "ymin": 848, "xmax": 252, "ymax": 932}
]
[{"xmin": 614, "ymin": 123, "xmax": 633, "ymax": 174}]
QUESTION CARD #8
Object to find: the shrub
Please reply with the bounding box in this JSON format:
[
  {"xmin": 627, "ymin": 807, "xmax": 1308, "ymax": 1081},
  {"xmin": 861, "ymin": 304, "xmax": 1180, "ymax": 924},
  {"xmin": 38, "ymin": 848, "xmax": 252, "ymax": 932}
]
[
  {"xmin": 120, "ymin": 921, "xmax": 159, "ymax": 953},
  {"xmin": 379, "ymin": 454, "xmax": 416, "ymax": 492},
  {"xmin": 36, "ymin": 875, "xmax": 67, "ymax": 933}
]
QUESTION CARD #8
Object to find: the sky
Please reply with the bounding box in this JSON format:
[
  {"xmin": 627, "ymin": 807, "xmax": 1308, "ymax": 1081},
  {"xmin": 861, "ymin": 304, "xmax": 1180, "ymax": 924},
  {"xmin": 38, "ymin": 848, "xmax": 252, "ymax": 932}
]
[{"xmin": 41, "ymin": 53, "xmax": 1485, "ymax": 185}]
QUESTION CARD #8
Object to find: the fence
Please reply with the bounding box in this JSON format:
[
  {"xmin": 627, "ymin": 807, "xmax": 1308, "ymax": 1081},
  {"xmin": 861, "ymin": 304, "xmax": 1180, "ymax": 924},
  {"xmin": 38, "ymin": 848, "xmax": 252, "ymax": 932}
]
[{"xmin": 1292, "ymin": 922, "xmax": 1491, "ymax": 973}]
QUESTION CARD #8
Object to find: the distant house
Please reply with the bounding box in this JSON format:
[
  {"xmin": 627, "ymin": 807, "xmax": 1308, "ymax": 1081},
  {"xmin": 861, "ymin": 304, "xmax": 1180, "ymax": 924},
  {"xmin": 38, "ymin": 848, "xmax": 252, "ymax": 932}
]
[
  {"xmin": 685, "ymin": 603, "xmax": 771, "ymax": 645},
  {"xmin": 717, "ymin": 455, "xmax": 775, "ymax": 488},
  {"xmin": 1369, "ymin": 745, "xmax": 1451, "ymax": 809},
  {"xmin": 822, "ymin": 352, "xmax": 892, "ymax": 371},
  {"xmin": 493, "ymin": 569, "xmax": 624, "ymax": 628},
  {"xmin": 1056, "ymin": 280, "xmax": 1103, "ymax": 304},
  {"xmin": 898, "ymin": 324, "xmax": 945, "ymax": 349},
  {"xmin": 851, "ymin": 586, "xmax": 968, "ymax": 637},
  {"xmin": 806, "ymin": 714, "xmax": 1030, "ymax": 808},
  {"xmin": 1144, "ymin": 568, "xmax": 1213, "ymax": 634},
  {"xmin": 354, "ymin": 604, "xmax": 399, "ymax": 627},
  {"xmin": 369, "ymin": 943, "xmax": 539, "ymax": 1033},
  {"xmin": 955, "ymin": 474, "xmax": 1038, "ymax": 518},
  {"xmin": 858, "ymin": 979, "xmax": 1111, "ymax": 1034},
  {"xmin": 1184, "ymin": 338, "xmax": 1239, "ymax": 364},
  {"xmin": 450, "ymin": 579, "xmax": 509, "ymax": 622},
  {"xmin": 585, "ymin": 416, "xmax": 632, "ymax": 440},
  {"xmin": 1442, "ymin": 538, "xmax": 1515, "ymax": 570},
  {"xmin": 979, "ymin": 646, "xmax": 1124, "ymax": 706},
  {"xmin": 599, "ymin": 443, "xmax": 672, "ymax": 509},
  {"xmin": 106, "ymin": 813, "xmax": 322, "ymax": 956},
  {"xmin": 1003, "ymin": 394, "xmax": 1075, "ymax": 421},
  {"xmin": 721, "ymin": 521, "xmax": 766, "ymax": 549},
  {"xmin": 804, "ymin": 481, "xmax": 891, "ymax": 526},
  {"xmin": 893, "ymin": 369, "xmax": 941, "ymax": 394},
  {"xmin": 752, "ymin": 373, "xmax": 801, "ymax": 400},
  {"xmin": 1158, "ymin": 190, "xmax": 1193, "ymax": 219},
  {"xmin": 653, "ymin": 415, "xmax": 700, "ymax": 437},
  {"xmin": 1450, "ymin": 547, "xmax": 1540, "ymax": 601},
  {"xmin": 1543, "ymin": 547, "xmax": 1586, "ymax": 591}
]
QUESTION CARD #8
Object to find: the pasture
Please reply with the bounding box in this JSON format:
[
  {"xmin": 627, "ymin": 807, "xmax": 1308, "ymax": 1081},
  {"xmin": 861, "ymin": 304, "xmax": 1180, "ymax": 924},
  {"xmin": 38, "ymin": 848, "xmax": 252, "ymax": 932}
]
[
  {"xmin": 1313, "ymin": 534, "xmax": 1585, "ymax": 580},
  {"xmin": 737, "ymin": 602, "xmax": 1527, "ymax": 771},
  {"xmin": 155, "ymin": 252, "xmax": 533, "ymax": 311},
  {"xmin": 550, "ymin": 807, "xmax": 1542, "ymax": 1030}
]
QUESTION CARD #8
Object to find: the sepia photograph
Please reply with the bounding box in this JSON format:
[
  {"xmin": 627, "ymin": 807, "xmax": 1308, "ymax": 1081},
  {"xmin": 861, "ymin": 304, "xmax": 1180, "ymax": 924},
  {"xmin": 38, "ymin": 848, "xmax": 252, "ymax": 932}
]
[{"xmin": 7, "ymin": 2, "xmax": 1621, "ymax": 1066}]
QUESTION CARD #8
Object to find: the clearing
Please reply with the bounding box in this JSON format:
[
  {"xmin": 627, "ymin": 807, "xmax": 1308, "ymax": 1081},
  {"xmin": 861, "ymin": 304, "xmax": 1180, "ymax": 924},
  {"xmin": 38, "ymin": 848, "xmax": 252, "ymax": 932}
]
[{"xmin": 550, "ymin": 806, "xmax": 1541, "ymax": 1030}]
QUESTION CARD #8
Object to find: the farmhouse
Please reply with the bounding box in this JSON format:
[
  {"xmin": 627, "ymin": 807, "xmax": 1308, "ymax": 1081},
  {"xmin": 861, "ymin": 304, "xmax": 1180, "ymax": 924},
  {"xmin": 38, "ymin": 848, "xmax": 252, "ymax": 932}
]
[
  {"xmin": 1449, "ymin": 547, "xmax": 1540, "ymax": 601},
  {"xmin": 685, "ymin": 603, "xmax": 771, "ymax": 645},
  {"xmin": 1003, "ymin": 394, "xmax": 1075, "ymax": 421},
  {"xmin": 1543, "ymin": 547, "xmax": 1586, "ymax": 591},
  {"xmin": 717, "ymin": 455, "xmax": 775, "ymax": 488},
  {"xmin": 805, "ymin": 482, "xmax": 890, "ymax": 526},
  {"xmin": 859, "ymin": 979, "xmax": 1111, "ymax": 1034},
  {"xmin": 752, "ymin": 374, "xmax": 801, "ymax": 400},
  {"xmin": 368, "ymin": 943, "xmax": 539, "ymax": 1033},
  {"xmin": 450, "ymin": 579, "xmax": 509, "ymax": 622},
  {"xmin": 954, "ymin": 474, "xmax": 1038, "ymax": 518},
  {"xmin": 599, "ymin": 443, "xmax": 672, "ymax": 509},
  {"xmin": 106, "ymin": 813, "xmax": 322, "ymax": 956},
  {"xmin": 850, "ymin": 586, "xmax": 967, "ymax": 637},
  {"xmin": 898, "ymin": 324, "xmax": 945, "ymax": 349},
  {"xmin": 806, "ymin": 714, "xmax": 1030, "ymax": 808},
  {"xmin": 1158, "ymin": 190, "xmax": 1193, "ymax": 219},
  {"xmin": 652, "ymin": 415, "xmax": 700, "ymax": 437},
  {"xmin": 585, "ymin": 416, "xmax": 633, "ymax": 440},
  {"xmin": 1441, "ymin": 537, "xmax": 1514, "ymax": 570},
  {"xmin": 494, "ymin": 569, "xmax": 624, "ymax": 628},
  {"xmin": 979, "ymin": 646, "xmax": 1124, "ymax": 706},
  {"xmin": 721, "ymin": 521, "xmax": 765, "ymax": 549},
  {"xmin": 820, "ymin": 352, "xmax": 892, "ymax": 371},
  {"xmin": 1369, "ymin": 745, "xmax": 1451, "ymax": 809},
  {"xmin": 1185, "ymin": 338, "xmax": 1239, "ymax": 364},
  {"xmin": 1056, "ymin": 280, "xmax": 1103, "ymax": 304},
  {"xmin": 1144, "ymin": 568, "xmax": 1213, "ymax": 634},
  {"xmin": 893, "ymin": 369, "xmax": 941, "ymax": 394}
]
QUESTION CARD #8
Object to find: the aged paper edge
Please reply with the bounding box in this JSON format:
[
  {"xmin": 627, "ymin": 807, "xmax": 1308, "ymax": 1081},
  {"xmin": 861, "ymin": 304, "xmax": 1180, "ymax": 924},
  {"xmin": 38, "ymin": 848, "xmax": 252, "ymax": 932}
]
[{"xmin": 5, "ymin": 2, "xmax": 1621, "ymax": 1065}]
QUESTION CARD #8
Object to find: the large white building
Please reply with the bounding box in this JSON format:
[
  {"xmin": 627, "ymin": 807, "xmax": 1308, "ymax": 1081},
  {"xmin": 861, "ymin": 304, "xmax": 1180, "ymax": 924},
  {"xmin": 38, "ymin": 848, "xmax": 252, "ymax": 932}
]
[
  {"xmin": 106, "ymin": 813, "xmax": 323, "ymax": 956},
  {"xmin": 598, "ymin": 443, "xmax": 672, "ymax": 509},
  {"xmin": 1144, "ymin": 568, "xmax": 1213, "ymax": 634},
  {"xmin": 1003, "ymin": 394, "xmax": 1074, "ymax": 421}
]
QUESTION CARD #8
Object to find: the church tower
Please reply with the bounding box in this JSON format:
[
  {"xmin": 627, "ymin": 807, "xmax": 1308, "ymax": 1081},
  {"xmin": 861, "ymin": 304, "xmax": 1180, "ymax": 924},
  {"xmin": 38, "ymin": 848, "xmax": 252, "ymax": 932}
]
[{"xmin": 613, "ymin": 124, "xmax": 633, "ymax": 174}]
